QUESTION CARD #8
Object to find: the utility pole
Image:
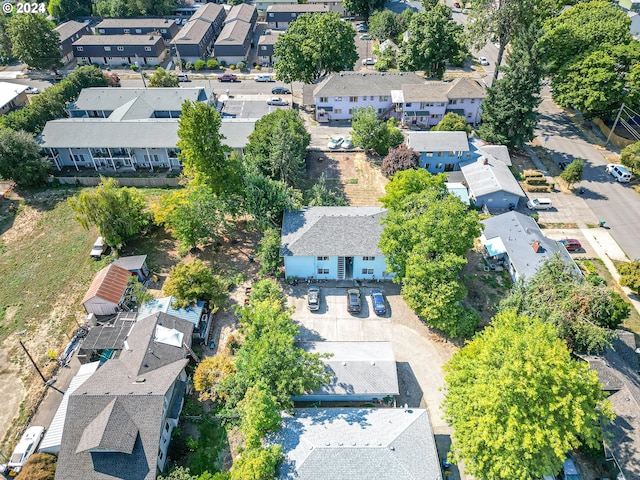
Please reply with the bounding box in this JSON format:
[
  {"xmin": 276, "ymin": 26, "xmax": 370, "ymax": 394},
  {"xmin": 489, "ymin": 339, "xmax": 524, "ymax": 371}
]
[
  {"xmin": 606, "ymin": 103, "xmax": 625, "ymax": 146},
  {"xmin": 19, "ymin": 340, "xmax": 47, "ymax": 385}
]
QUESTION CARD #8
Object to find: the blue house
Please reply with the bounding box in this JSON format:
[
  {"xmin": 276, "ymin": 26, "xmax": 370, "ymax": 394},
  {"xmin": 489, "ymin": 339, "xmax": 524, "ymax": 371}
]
[
  {"xmin": 406, "ymin": 131, "xmax": 473, "ymax": 173},
  {"xmin": 280, "ymin": 207, "xmax": 392, "ymax": 281},
  {"xmin": 137, "ymin": 296, "xmax": 211, "ymax": 341}
]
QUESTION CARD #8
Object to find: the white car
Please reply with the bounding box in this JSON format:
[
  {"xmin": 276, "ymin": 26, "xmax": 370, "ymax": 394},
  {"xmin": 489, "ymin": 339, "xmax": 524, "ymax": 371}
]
[
  {"xmin": 267, "ymin": 97, "xmax": 289, "ymax": 106},
  {"xmin": 90, "ymin": 236, "xmax": 106, "ymax": 259},
  {"xmin": 255, "ymin": 75, "xmax": 274, "ymax": 82},
  {"xmin": 25, "ymin": 87, "xmax": 40, "ymax": 94},
  {"xmin": 479, "ymin": 56, "xmax": 489, "ymax": 66},
  {"xmin": 327, "ymin": 136, "xmax": 345, "ymax": 149},
  {"xmin": 362, "ymin": 58, "xmax": 375, "ymax": 65},
  {"xmin": 341, "ymin": 138, "xmax": 354, "ymax": 149},
  {"xmin": 6, "ymin": 426, "xmax": 45, "ymax": 474}
]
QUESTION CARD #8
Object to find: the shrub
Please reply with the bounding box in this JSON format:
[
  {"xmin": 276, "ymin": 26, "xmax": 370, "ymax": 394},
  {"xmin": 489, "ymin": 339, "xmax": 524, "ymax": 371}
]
[
  {"xmin": 206, "ymin": 58, "xmax": 218, "ymax": 70},
  {"xmin": 220, "ymin": 60, "xmax": 227, "ymax": 67},
  {"xmin": 582, "ymin": 260, "xmax": 597, "ymax": 274},
  {"xmin": 15, "ymin": 453, "xmax": 57, "ymax": 480},
  {"xmin": 185, "ymin": 61, "xmax": 194, "ymax": 70},
  {"xmin": 236, "ymin": 60, "xmax": 246, "ymax": 70},
  {"xmin": 229, "ymin": 64, "xmax": 235, "ymax": 70},
  {"xmin": 194, "ymin": 59, "xmax": 205, "ymax": 71},
  {"xmin": 255, "ymin": 64, "xmax": 261, "ymax": 70}
]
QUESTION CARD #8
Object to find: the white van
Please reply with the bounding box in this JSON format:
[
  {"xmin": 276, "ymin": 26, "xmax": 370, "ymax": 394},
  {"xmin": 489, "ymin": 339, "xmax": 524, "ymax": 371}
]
[
  {"xmin": 606, "ymin": 163, "xmax": 632, "ymax": 182},
  {"xmin": 177, "ymin": 73, "xmax": 190, "ymax": 82},
  {"xmin": 527, "ymin": 198, "xmax": 553, "ymax": 210}
]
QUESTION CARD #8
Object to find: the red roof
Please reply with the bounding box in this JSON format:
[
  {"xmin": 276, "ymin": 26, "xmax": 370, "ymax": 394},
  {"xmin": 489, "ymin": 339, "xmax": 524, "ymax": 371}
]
[{"xmin": 82, "ymin": 264, "xmax": 131, "ymax": 306}]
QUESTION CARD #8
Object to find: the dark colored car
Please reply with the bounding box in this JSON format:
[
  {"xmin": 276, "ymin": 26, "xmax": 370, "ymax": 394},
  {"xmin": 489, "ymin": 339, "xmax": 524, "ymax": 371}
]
[
  {"xmin": 559, "ymin": 238, "xmax": 582, "ymax": 252},
  {"xmin": 453, "ymin": 2, "xmax": 461, "ymax": 7},
  {"xmin": 272, "ymin": 86, "xmax": 291, "ymax": 95},
  {"xmin": 307, "ymin": 286, "xmax": 320, "ymax": 311},
  {"xmin": 346, "ymin": 288, "xmax": 361, "ymax": 313},
  {"xmin": 370, "ymin": 289, "xmax": 386, "ymax": 315},
  {"xmin": 218, "ymin": 74, "xmax": 239, "ymax": 82}
]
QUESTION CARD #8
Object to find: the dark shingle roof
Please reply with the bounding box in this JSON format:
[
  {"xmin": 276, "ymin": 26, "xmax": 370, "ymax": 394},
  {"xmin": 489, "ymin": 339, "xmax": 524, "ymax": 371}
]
[
  {"xmin": 225, "ymin": 3, "xmax": 256, "ymax": 23},
  {"xmin": 55, "ymin": 20, "xmax": 88, "ymax": 42},
  {"xmin": 73, "ymin": 34, "xmax": 163, "ymax": 46},
  {"xmin": 281, "ymin": 207, "xmax": 386, "ymax": 257},
  {"xmin": 314, "ymin": 72, "xmax": 424, "ymax": 98}
]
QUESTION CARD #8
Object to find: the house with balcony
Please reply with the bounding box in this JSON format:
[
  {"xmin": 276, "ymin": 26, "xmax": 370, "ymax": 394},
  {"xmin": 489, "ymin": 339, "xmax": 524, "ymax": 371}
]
[
  {"xmin": 73, "ymin": 34, "xmax": 167, "ymax": 66},
  {"xmin": 55, "ymin": 20, "xmax": 92, "ymax": 64},
  {"xmin": 55, "ymin": 312, "xmax": 194, "ymax": 480},
  {"xmin": 173, "ymin": 3, "xmax": 227, "ymax": 62},
  {"xmin": 254, "ymin": 0, "xmax": 297, "ymax": 14},
  {"xmin": 280, "ymin": 206, "xmax": 392, "ymax": 281},
  {"xmin": 406, "ymin": 131, "xmax": 472, "ymax": 173},
  {"xmin": 266, "ymin": 4, "xmax": 328, "ymax": 30},
  {"xmin": 95, "ymin": 18, "xmax": 180, "ymax": 40},
  {"xmin": 308, "ymin": 0, "xmax": 345, "ymax": 15},
  {"xmin": 38, "ymin": 87, "xmax": 255, "ymax": 172},
  {"xmin": 257, "ymin": 29, "xmax": 282, "ymax": 66}
]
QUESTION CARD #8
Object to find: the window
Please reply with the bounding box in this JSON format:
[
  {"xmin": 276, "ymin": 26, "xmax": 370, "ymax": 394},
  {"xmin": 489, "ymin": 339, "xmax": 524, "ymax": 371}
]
[
  {"xmin": 370, "ymin": 96, "xmax": 374, "ymax": 100},
  {"xmin": 362, "ymin": 268, "xmax": 374, "ymax": 275},
  {"xmin": 291, "ymin": 12, "xmax": 296, "ymax": 16},
  {"xmin": 349, "ymin": 96, "xmax": 358, "ymax": 102},
  {"xmin": 424, "ymin": 163, "xmax": 430, "ymax": 169},
  {"xmin": 77, "ymin": 46, "xmax": 83, "ymax": 51},
  {"xmin": 104, "ymin": 46, "xmax": 111, "ymax": 51},
  {"xmin": 363, "ymin": 256, "xmax": 375, "ymax": 261},
  {"xmin": 378, "ymin": 108, "xmax": 384, "ymax": 114},
  {"xmin": 161, "ymin": 29, "xmax": 167, "ymax": 33},
  {"xmin": 123, "ymin": 28, "xmax": 130, "ymax": 34},
  {"xmin": 269, "ymin": 12, "xmax": 274, "ymax": 16},
  {"xmin": 317, "ymin": 256, "xmax": 329, "ymax": 261},
  {"xmin": 317, "ymin": 268, "xmax": 329, "ymax": 275},
  {"xmin": 470, "ymin": 99, "xmax": 475, "ymax": 104},
  {"xmin": 406, "ymin": 102, "xmax": 412, "ymax": 107},
  {"xmin": 426, "ymin": 152, "xmax": 433, "ymax": 157},
  {"xmin": 261, "ymin": 45, "xmax": 267, "ymax": 50},
  {"xmin": 449, "ymin": 99, "xmax": 458, "ymax": 105},
  {"xmin": 436, "ymin": 163, "xmax": 443, "ymax": 169},
  {"xmin": 117, "ymin": 46, "xmax": 124, "ymax": 51},
  {"xmin": 380, "ymin": 95, "xmax": 389, "ymax": 101},
  {"xmin": 334, "ymin": 108, "xmax": 342, "ymax": 114},
  {"xmin": 335, "ymin": 97, "xmax": 342, "ymax": 101},
  {"xmin": 349, "ymin": 108, "xmax": 354, "ymax": 114},
  {"xmin": 98, "ymin": 28, "xmax": 105, "ymax": 34},
  {"xmin": 467, "ymin": 112, "xmax": 472, "ymax": 118},
  {"xmin": 145, "ymin": 46, "xmax": 152, "ymax": 51},
  {"xmin": 159, "ymin": 451, "xmax": 163, "ymax": 460},
  {"xmin": 420, "ymin": 102, "xmax": 429, "ymax": 109},
  {"xmin": 135, "ymin": 28, "xmax": 142, "ymax": 33},
  {"xmin": 319, "ymin": 96, "xmax": 328, "ymax": 103},
  {"xmin": 165, "ymin": 423, "xmax": 170, "ymax": 432},
  {"xmin": 437, "ymin": 152, "xmax": 444, "ymax": 157},
  {"xmin": 445, "ymin": 163, "xmax": 454, "ymax": 171}
]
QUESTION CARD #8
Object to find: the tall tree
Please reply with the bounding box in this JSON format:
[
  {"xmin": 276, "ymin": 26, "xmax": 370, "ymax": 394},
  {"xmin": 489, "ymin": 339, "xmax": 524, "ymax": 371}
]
[
  {"xmin": 194, "ymin": 354, "xmax": 236, "ymax": 402},
  {"xmin": 7, "ymin": 14, "xmax": 62, "ymax": 72},
  {"xmin": 67, "ymin": 177, "xmax": 150, "ymax": 248},
  {"xmin": 368, "ymin": 10, "xmax": 404, "ymax": 41},
  {"xmin": 95, "ymin": 0, "xmax": 176, "ymax": 16},
  {"xmin": 351, "ymin": 106, "xmax": 404, "ymax": 155},
  {"xmin": 274, "ymin": 12, "xmax": 358, "ymax": 83},
  {"xmin": 148, "ymin": 67, "xmax": 180, "ymax": 87},
  {"xmin": 343, "ymin": 0, "xmax": 384, "ymax": 21},
  {"xmin": 398, "ymin": 4, "xmax": 466, "ymax": 78},
  {"xmin": 48, "ymin": 0, "xmax": 92, "ymax": 20},
  {"xmin": 304, "ymin": 173, "xmax": 346, "ymax": 206},
  {"xmin": 560, "ymin": 159, "xmax": 584, "ymax": 188},
  {"xmin": 621, "ymin": 141, "xmax": 640, "ymax": 174},
  {"xmin": 177, "ymin": 101, "xmax": 241, "ymax": 196},
  {"xmin": 431, "ymin": 112, "xmax": 470, "ymax": 133},
  {"xmin": 0, "ymin": 15, "xmax": 13, "ymax": 64},
  {"xmin": 0, "ymin": 128, "xmax": 50, "ymax": 187},
  {"xmin": 230, "ymin": 446, "xmax": 283, "ymax": 480},
  {"xmin": 478, "ymin": 26, "xmax": 543, "ymax": 148},
  {"xmin": 381, "ymin": 145, "xmax": 418, "ymax": 178},
  {"xmin": 237, "ymin": 385, "xmax": 282, "ymax": 449},
  {"xmin": 443, "ymin": 310, "xmax": 613, "ymax": 480},
  {"xmin": 163, "ymin": 260, "xmax": 227, "ymax": 308}
]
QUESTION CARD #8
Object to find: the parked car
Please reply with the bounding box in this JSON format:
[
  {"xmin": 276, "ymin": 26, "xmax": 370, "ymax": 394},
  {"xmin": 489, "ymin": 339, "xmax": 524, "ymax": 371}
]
[
  {"xmin": 307, "ymin": 286, "xmax": 320, "ymax": 311},
  {"xmin": 606, "ymin": 163, "xmax": 632, "ymax": 182},
  {"xmin": 559, "ymin": 458, "xmax": 581, "ymax": 480},
  {"xmin": 218, "ymin": 74, "xmax": 239, "ymax": 82},
  {"xmin": 453, "ymin": 2, "xmax": 461, "ymax": 7},
  {"xmin": 267, "ymin": 97, "xmax": 289, "ymax": 106},
  {"xmin": 181, "ymin": 18, "xmax": 188, "ymax": 25},
  {"xmin": 346, "ymin": 288, "xmax": 361, "ymax": 313},
  {"xmin": 90, "ymin": 236, "xmax": 107, "ymax": 259},
  {"xmin": 360, "ymin": 34, "xmax": 372, "ymax": 40},
  {"xmin": 327, "ymin": 136, "xmax": 345, "ymax": 149},
  {"xmin": 356, "ymin": 24, "xmax": 368, "ymax": 32},
  {"xmin": 479, "ymin": 56, "xmax": 489, "ymax": 66},
  {"xmin": 527, "ymin": 197, "xmax": 553, "ymax": 210},
  {"xmin": 272, "ymin": 86, "xmax": 291, "ymax": 95},
  {"xmin": 255, "ymin": 75, "xmax": 274, "ymax": 82},
  {"xmin": 461, "ymin": 7, "xmax": 468, "ymax": 13},
  {"xmin": 177, "ymin": 73, "xmax": 190, "ymax": 82},
  {"xmin": 341, "ymin": 138, "xmax": 354, "ymax": 149},
  {"xmin": 559, "ymin": 238, "xmax": 582, "ymax": 252},
  {"xmin": 6, "ymin": 426, "xmax": 45, "ymax": 474},
  {"xmin": 558, "ymin": 161, "xmax": 569, "ymax": 170},
  {"xmin": 25, "ymin": 87, "xmax": 40, "ymax": 94},
  {"xmin": 370, "ymin": 289, "xmax": 386, "ymax": 315},
  {"xmin": 362, "ymin": 57, "xmax": 376, "ymax": 65}
]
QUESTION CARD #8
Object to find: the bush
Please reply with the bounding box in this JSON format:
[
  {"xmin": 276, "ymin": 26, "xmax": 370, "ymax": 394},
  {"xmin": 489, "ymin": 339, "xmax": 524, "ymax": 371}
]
[
  {"xmin": 582, "ymin": 260, "xmax": 597, "ymax": 274},
  {"xmin": 185, "ymin": 61, "xmax": 194, "ymax": 71},
  {"xmin": 236, "ymin": 60, "xmax": 246, "ymax": 70},
  {"xmin": 525, "ymin": 178, "xmax": 548, "ymax": 185},
  {"xmin": 194, "ymin": 59, "xmax": 206, "ymax": 71},
  {"xmin": 586, "ymin": 274, "xmax": 606, "ymax": 286},
  {"xmin": 220, "ymin": 60, "xmax": 227, "ymax": 67},
  {"xmin": 255, "ymin": 64, "xmax": 261, "ymax": 70},
  {"xmin": 15, "ymin": 453, "xmax": 57, "ymax": 480},
  {"xmin": 130, "ymin": 64, "xmax": 138, "ymax": 71},
  {"xmin": 229, "ymin": 64, "xmax": 235, "ymax": 70},
  {"xmin": 207, "ymin": 58, "xmax": 218, "ymax": 70}
]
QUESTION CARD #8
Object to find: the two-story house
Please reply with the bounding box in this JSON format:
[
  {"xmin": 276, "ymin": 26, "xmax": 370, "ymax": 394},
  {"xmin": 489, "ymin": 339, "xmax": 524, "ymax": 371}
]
[
  {"xmin": 73, "ymin": 34, "xmax": 167, "ymax": 66},
  {"xmin": 214, "ymin": 3, "xmax": 257, "ymax": 65},
  {"xmin": 257, "ymin": 29, "xmax": 282, "ymax": 66},
  {"xmin": 0, "ymin": 82, "xmax": 28, "ymax": 116},
  {"xmin": 266, "ymin": 4, "xmax": 328, "ymax": 30},
  {"xmin": 254, "ymin": 0, "xmax": 297, "ymax": 14},
  {"xmin": 55, "ymin": 20, "xmax": 92, "ymax": 64},
  {"xmin": 280, "ymin": 206, "xmax": 393, "ymax": 281},
  {"xmin": 95, "ymin": 18, "xmax": 180, "ymax": 40},
  {"xmin": 406, "ymin": 131, "xmax": 472, "ymax": 173},
  {"xmin": 173, "ymin": 3, "xmax": 227, "ymax": 62},
  {"xmin": 307, "ymin": 0, "xmax": 345, "ymax": 15}
]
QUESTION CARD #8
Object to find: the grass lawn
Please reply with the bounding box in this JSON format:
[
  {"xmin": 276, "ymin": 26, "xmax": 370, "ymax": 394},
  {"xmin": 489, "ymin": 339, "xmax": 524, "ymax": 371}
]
[{"xmin": 185, "ymin": 415, "xmax": 229, "ymax": 476}]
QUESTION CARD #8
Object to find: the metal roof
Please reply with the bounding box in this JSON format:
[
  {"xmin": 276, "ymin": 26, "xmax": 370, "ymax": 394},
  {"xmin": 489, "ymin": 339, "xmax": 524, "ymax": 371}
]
[
  {"xmin": 137, "ymin": 296, "xmax": 204, "ymax": 327},
  {"xmin": 81, "ymin": 264, "xmax": 131, "ymax": 307},
  {"xmin": 112, "ymin": 255, "xmax": 147, "ymax": 272},
  {"xmin": 460, "ymin": 157, "xmax": 525, "ymax": 198}
]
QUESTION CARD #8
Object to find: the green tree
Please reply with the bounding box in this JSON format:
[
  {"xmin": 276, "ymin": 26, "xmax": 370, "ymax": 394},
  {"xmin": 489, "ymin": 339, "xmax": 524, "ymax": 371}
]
[
  {"xmin": 67, "ymin": 177, "xmax": 149, "ymax": 248},
  {"xmin": 95, "ymin": 0, "xmax": 176, "ymax": 16},
  {"xmin": 154, "ymin": 184, "xmax": 233, "ymax": 255},
  {"xmin": 343, "ymin": 0, "xmax": 384, "ymax": 20},
  {"xmin": 274, "ymin": 12, "xmax": 358, "ymax": 83},
  {"xmin": 398, "ymin": 5, "xmax": 467, "ymax": 78},
  {"xmin": 443, "ymin": 310, "xmax": 613, "ymax": 480},
  {"xmin": 381, "ymin": 145, "xmax": 418, "ymax": 178},
  {"xmin": 177, "ymin": 101, "xmax": 242, "ymax": 195},
  {"xmin": 237, "ymin": 385, "xmax": 282, "ymax": 449},
  {"xmin": 148, "ymin": 67, "xmax": 180, "ymax": 87},
  {"xmin": 244, "ymin": 109, "xmax": 310, "ymax": 188},
  {"xmin": 351, "ymin": 106, "xmax": 404, "ymax": 155},
  {"xmin": 230, "ymin": 446, "xmax": 283, "ymax": 480},
  {"xmin": 257, "ymin": 227, "xmax": 284, "ymax": 277},
  {"xmin": 7, "ymin": 14, "xmax": 62, "ymax": 72},
  {"xmin": 369, "ymin": 10, "xmax": 403, "ymax": 41},
  {"xmin": 193, "ymin": 354, "xmax": 236, "ymax": 402},
  {"xmin": 163, "ymin": 260, "xmax": 227, "ymax": 308},
  {"xmin": 304, "ymin": 173, "xmax": 346, "ymax": 206},
  {"xmin": 0, "ymin": 128, "xmax": 50, "ymax": 187},
  {"xmin": 48, "ymin": 0, "xmax": 91, "ymax": 20},
  {"xmin": 431, "ymin": 112, "xmax": 470, "ymax": 133},
  {"xmin": 621, "ymin": 141, "xmax": 640, "ymax": 174},
  {"xmin": 0, "ymin": 15, "xmax": 12, "ymax": 64},
  {"xmin": 618, "ymin": 261, "xmax": 640, "ymax": 294},
  {"xmin": 478, "ymin": 26, "xmax": 543, "ymax": 148},
  {"xmin": 560, "ymin": 159, "xmax": 584, "ymax": 188}
]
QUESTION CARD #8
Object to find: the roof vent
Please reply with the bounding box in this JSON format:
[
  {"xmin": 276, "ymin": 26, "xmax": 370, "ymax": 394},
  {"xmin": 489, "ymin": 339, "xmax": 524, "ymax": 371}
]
[
  {"xmin": 389, "ymin": 446, "xmax": 395, "ymax": 451},
  {"xmin": 371, "ymin": 361, "xmax": 375, "ymax": 366},
  {"xmin": 532, "ymin": 240, "xmax": 542, "ymax": 253},
  {"xmin": 135, "ymin": 377, "xmax": 146, "ymax": 383},
  {"xmin": 482, "ymin": 157, "xmax": 488, "ymax": 165},
  {"xmin": 342, "ymin": 361, "xmax": 347, "ymax": 366}
]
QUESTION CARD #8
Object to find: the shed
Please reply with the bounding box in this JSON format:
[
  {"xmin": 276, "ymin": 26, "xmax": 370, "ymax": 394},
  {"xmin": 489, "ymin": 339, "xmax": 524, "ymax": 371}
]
[
  {"xmin": 112, "ymin": 255, "xmax": 149, "ymax": 282},
  {"xmin": 81, "ymin": 264, "xmax": 132, "ymax": 315}
]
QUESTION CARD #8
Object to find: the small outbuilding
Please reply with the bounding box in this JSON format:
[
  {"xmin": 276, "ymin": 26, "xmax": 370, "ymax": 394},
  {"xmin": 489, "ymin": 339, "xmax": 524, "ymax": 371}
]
[
  {"xmin": 81, "ymin": 264, "xmax": 132, "ymax": 315},
  {"xmin": 112, "ymin": 255, "xmax": 149, "ymax": 282}
]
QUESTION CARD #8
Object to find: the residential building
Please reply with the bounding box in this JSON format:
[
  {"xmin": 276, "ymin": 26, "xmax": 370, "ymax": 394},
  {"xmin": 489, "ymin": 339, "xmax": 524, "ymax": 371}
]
[
  {"xmin": 0, "ymin": 82, "xmax": 28, "ymax": 116},
  {"xmin": 629, "ymin": 11, "xmax": 640, "ymax": 39},
  {"xmin": 95, "ymin": 18, "xmax": 180, "ymax": 40},
  {"xmin": 446, "ymin": 182, "xmax": 470, "ymax": 205},
  {"xmin": 224, "ymin": 3, "xmax": 258, "ymax": 26},
  {"xmin": 460, "ymin": 148, "xmax": 526, "ymax": 209},
  {"xmin": 173, "ymin": 3, "xmax": 227, "ymax": 62},
  {"xmin": 81, "ymin": 264, "xmax": 133, "ymax": 316},
  {"xmin": 214, "ymin": 19, "xmax": 253, "ymax": 65},
  {"xmin": 619, "ymin": 0, "xmax": 640, "ymax": 11},
  {"xmin": 77, "ymin": 312, "xmax": 138, "ymax": 364},
  {"xmin": 480, "ymin": 211, "xmax": 580, "ymax": 282},
  {"xmin": 581, "ymin": 330, "xmax": 640, "ymax": 480},
  {"xmin": 73, "ymin": 34, "xmax": 168, "ymax": 66},
  {"xmin": 270, "ymin": 408, "xmax": 443, "ymax": 480},
  {"xmin": 308, "ymin": 0, "xmax": 345, "ymax": 15},
  {"xmin": 138, "ymin": 296, "xmax": 212, "ymax": 342},
  {"xmin": 266, "ymin": 4, "xmax": 328, "ymax": 30},
  {"xmin": 254, "ymin": 0, "xmax": 296, "ymax": 14},
  {"xmin": 291, "ymin": 342, "xmax": 399, "ymax": 402},
  {"xmin": 280, "ymin": 206, "xmax": 392, "ymax": 281},
  {"xmin": 406, "ymin": 131, "xmax": 472, "ymax": 172},
  {"xmin": 55, "ymin": 312, "xmax": 194, "ymax": 479},
  {"xmin": 55, "ymin": 20, "xmax": 92, "ymax": 64},
  {"xmin": 38, "ymin": 87, "xmax": 255, "ymax": 172},
  {"xmin": 257, "ymin": 29, "xmax": 282, "ymax": 66},
  {"xmin": 112, "ymin": 255, "xmax": 149, "ymax": 282}
]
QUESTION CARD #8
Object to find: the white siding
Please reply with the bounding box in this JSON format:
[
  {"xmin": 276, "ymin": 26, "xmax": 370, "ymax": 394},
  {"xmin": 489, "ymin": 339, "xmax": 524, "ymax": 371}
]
[{"xmin": 82, "ymin": 297, "xmax": 119, "ymax": 316}]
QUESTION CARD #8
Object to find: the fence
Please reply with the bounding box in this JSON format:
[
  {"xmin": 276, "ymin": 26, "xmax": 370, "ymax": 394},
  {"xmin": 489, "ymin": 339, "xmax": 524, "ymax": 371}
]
[{"xmin": 54, "ymin": 177, "xmax": 182, "ymax": 187}]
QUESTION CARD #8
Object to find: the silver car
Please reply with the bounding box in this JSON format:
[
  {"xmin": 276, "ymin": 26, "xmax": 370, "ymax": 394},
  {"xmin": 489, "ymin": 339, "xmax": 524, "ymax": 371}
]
[
  {"xmin": 307, "ymin": 286, "xmax": 320, "ymax": 311},
  {"xmin": 267, "ymin": 97, "xmax": 289, "ymax": 106}
]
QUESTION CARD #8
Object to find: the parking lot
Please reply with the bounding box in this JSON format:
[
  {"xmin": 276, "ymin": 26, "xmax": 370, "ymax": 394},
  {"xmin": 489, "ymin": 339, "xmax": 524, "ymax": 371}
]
[{"xmin": 219, "ymin": 94, "xmax": 289, "ymax": 118}]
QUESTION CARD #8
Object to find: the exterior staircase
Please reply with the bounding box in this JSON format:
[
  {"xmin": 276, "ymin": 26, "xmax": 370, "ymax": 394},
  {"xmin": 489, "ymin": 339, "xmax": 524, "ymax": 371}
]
[{"xmin": 337, "ymin": 257, "xmax": 345, "ymax": 280}]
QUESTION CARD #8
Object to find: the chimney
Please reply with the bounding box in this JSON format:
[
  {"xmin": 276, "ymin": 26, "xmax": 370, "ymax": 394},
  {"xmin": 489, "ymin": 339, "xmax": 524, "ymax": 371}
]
[
  {"xmin": 482, "ymin": 157, "xmax": 488, "ymax": 165},
  {"xmin": 532, "ymin": 240, "xmax": 542, "ymax": 253}
]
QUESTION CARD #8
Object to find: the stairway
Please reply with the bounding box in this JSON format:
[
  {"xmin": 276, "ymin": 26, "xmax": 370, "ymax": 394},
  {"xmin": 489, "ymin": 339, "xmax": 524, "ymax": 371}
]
[{"xmin": 337, "ymin": 257, "xmax": 345, "ymax": 280}]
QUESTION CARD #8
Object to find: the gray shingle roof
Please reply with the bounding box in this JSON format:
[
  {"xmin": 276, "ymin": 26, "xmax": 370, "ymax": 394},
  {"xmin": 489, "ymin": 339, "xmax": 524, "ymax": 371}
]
[
  {"xmin": 215, "ymin": 20, "xmax": 251, "ymax": 46},
  {"xmin": 266, "ymin": 3, "xmax": 327, "ymax": 12},
  {"xmin": 75, "ymin": 398, "xmax": 139, "ymax": 454},
  {"xmin": 174, "ymin": 4, "xmax": 225, "ymax": 44},
  {"xmin": 294, "ymin": 342, "xmax": 399, "ymax": 398},
  {"xmin": 95, "ymin": 18, "xmax": 176, "ymax": 29},
  {"xmin": 112, "ymin": 255, "xmax": 147, "ymax": 271},
  {"xmin": 257, "ymin": 30, "xmax": 282, "ymax": 46},
  {"xmin": 475, "ymin": 144, "xmax": 512, "ymax": 166},
  {"xmin": 446, "ymin": 77, "xmax": 486, "ymax": 99},
  {"xmin": 70, "ymin": 87, "xmax": 207, "ymax": 113},
  {"xmin": 270, "ymin": 408, "xmax": 443, "ymax": 480},
  {"xmin": 55, "ymin": 20, "xmax": 88, "ymax": 42},
  {"xmin": 225, "ymin": 3, "xmax": 256, "ymax": 23},
  {"xmin": 460, "ymin": 157, "xmax": 525, "ymax": 198},
  {"xmin": 280, "ymin": 207, "xmax": 386, "ymax": 257},
  {"xmin": 314, "ymin": 72, "xmax": 425, "ymax": 98},
  {"xmin": 480, "ymin": 212, "xmax": 579, "ymax": 281},
  {"xmin": 406, "ymin": 131, "xmax": 469, "ymax": 152},
  {"xmin": 191, "ymin": 2, "xmax": 225, "ymax": 21},
  {"xmin": 73, "ymin": 34, "xmax": 163, "ymax": 46}
]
